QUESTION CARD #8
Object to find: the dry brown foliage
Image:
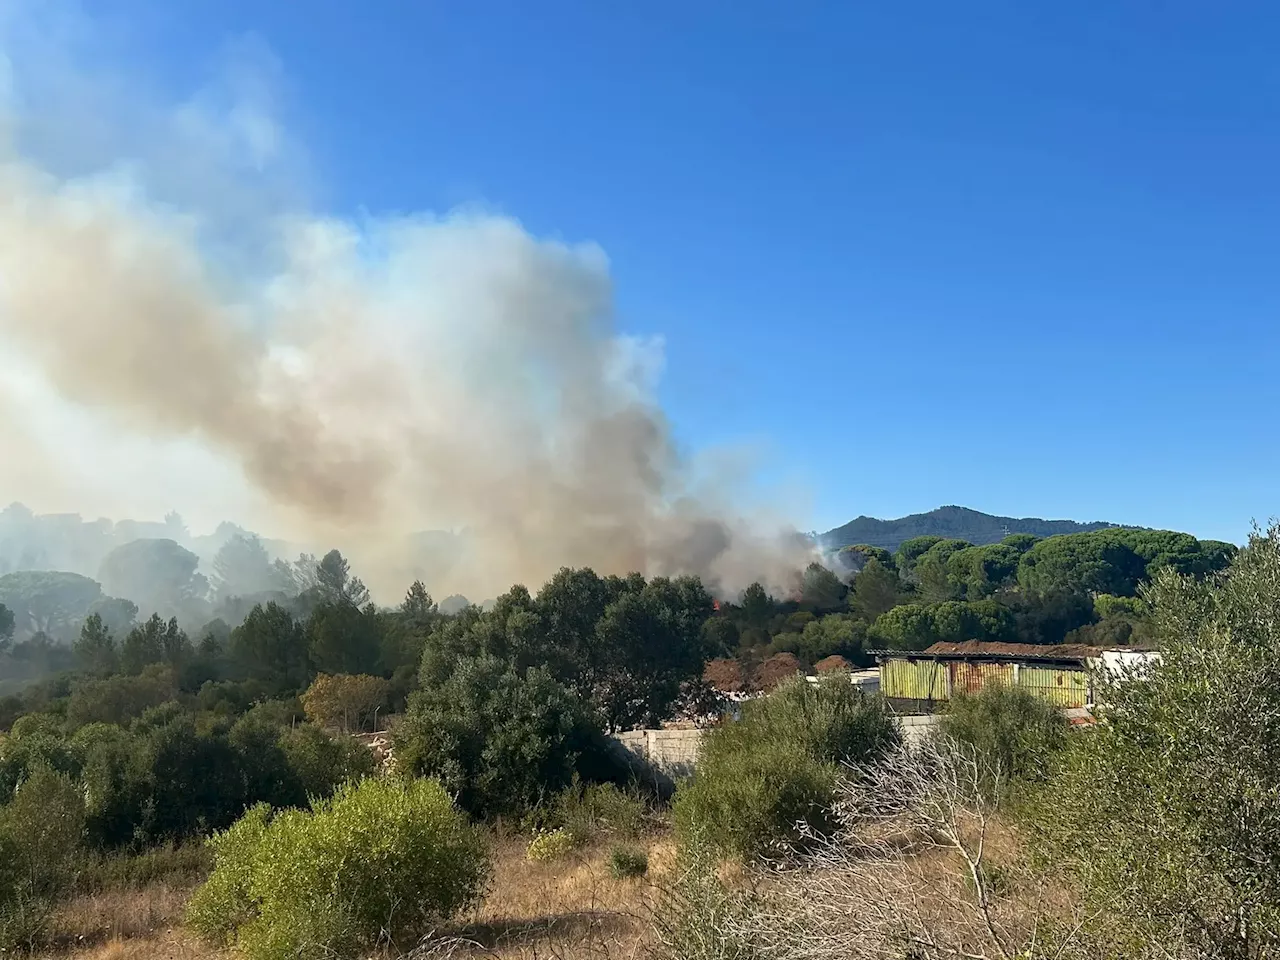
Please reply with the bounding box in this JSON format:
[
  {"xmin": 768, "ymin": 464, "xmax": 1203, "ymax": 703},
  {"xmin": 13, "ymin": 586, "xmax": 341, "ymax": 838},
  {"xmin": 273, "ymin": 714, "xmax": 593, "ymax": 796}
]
[
  {"xmin": 732, "ymin": 739, "xmax": 1094, "ymax": 960},
  {"xmin": 42, "ymin": 838, "xmax": 675, "ymax": 960}
]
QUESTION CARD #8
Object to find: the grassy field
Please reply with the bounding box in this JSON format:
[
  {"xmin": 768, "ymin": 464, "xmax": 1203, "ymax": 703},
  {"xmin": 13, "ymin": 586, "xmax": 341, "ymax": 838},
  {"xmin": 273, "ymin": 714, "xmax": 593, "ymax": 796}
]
[{"xmin": 38, "ymin": 836, "xmax": 675, "ymax": 960}]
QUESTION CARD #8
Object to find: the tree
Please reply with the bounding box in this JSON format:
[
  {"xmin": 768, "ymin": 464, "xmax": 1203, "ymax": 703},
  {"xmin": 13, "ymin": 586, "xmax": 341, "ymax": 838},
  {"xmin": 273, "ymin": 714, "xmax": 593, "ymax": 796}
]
[
  {"xmin": 1035, "ymin": 524, "xmax": 1280, "ymax": 956},
  {"xmin": 799, "ymin": 563, "xmax": 847, "ymax": 612},
  {"xmin": 98, "ymin": 538, "xmax": 209, "ymax": 621},
  {"xmin": 211, "ymin": 534, "xmax": 290, "ymax": 601},
  {"xmin": 0, "ymin": 571, "xmax": 102, "ymax": 641},
  {"xmin": 740, "ymin": 582, "xmax": 774, "ymax": 628},
  {"xmin": 946, "ymin": 543, "xmax": 1021, "ymax": 598},
  {"xmin": 120, "ymin": 614, "xmax": 189, "ymax": 674},
  {"xmin": 1001, "ymin": 532, "xmax": 1040, "ymax": 553},
  {"xmin": 315, "ymin": 549, "xmax": 371, "ymax": 608},
  {"xmin": 535, "ymin": 566, "xmax": 620, "ymax": 693},
  {"xmin": 401, "ymin": 580, "xmax": 437, "ymax": 624},
  {"xmin": 869, "ymin": 603, "xmax": 939, "ymax": 650},
  {"xmin": 378, "ymin": 581, "xmax": 439, "ymax": 673},
  {"xmin": 592, "ymin": 576, "xmax": 714, "ymax": 730},
  {"xmin": 230, "ymin": 603, "xmax": 310, "ymax": 694},
  {"xmin": 74, "ymin": 613, "xmax": 117, "ymax": 675},
  {"xmin": 770, "ymin": 615, "xmax": 867, "ymax": 666},
  {"xmin": 700, "ymin": 617, "xmax": 740, "ymax": 658},
  {"xmin": 912, "ymin": 539, "xmax": 972, "ymax": 602},
  {"xmin": 306, "ymin": 601, "xmax": 383, "ymax": 676},
  {"xmin": 0, "ymin": 604, "xmax": 13, "ymax": 643},
  {"xmin": 893, "ymin": 536, "xmax": 945, "ymax": 578},
  {"xmin": 302, "ymin": 674, "xmax": 390, "ymax": 733},
  {"xmin": 939, "ymin": 684, "xmax": 1067, "ymax": 797},
  {"xmin": 66, "ymin": 666, "xmax": 177, "ymax": 728},
  {"xmin": 850, "ymin": 558, "xmax": 903, "ymax": 621},
  {"xmin": 836, "ymin": 545, "xmax": 896, "ymax": 576},
  {"xmin": 87, "ymin": 596, "xmax": 138, "ymax": 636},
  {"xmin": 1005, "ymin": 589, "xmax": 1095, "ymax": 646},
  {"xmin": 0, "ymin": 767, "xmax": 86, "ymax": 951},
  {"xmin": 418, "ymin": 586, "xmax": 546, "ymax": 688},
  {"xmin": 395, "ymin": 655, "xmax": 608, "ymax": 820}
]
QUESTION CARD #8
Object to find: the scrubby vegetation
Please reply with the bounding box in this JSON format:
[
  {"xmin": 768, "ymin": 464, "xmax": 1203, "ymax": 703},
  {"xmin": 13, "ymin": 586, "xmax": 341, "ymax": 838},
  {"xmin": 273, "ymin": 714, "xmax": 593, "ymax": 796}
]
[
  {"xmin": 0, "ymin": 515, "xmax": 1264, "ymax": 959},
  {"xmin": 674, "ymin": 674, "xmax": 899, "ymax": 859},
  {"xmin": 187, "ymin": 778, "xmax": 489, "ymax": 960}
]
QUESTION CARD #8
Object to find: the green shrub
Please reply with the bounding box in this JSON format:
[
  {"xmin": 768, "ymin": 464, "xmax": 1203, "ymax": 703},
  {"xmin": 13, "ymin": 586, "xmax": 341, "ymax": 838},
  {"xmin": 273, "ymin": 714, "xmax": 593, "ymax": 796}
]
[
  {"xmin": 938, "ymin": 683, "xmax": 1068, "ymax": 795},
  {"xmin": 650, "ymin": 833, "xmax": 760, "ymax": 960},
  {"xmin": 673, "ymin": 676, "xmax": 899, "ymax": 860},
  {"xmin": 187, "ymin": 777, "xmax": 489, "ymax": 960},
  {"xmin": 607, "ymin": 843, "xmax": 649, "ymax": 879},
  {"xmin": 394, "ymin": 655, "xmax": 609, "ymax": 820},
  {"xmin": 674, "ymin": 739, "xmax": 838, "ymax": 860},
  {"xmin": 0, "ymin": 767, "xmax": 86, "ymax": 951},
  {"xmin": 278, "ymin": 722, "xmax": 376, "ymax": 800},
  {"xmin": 78, "ymin": 843, "xmax": 211, "ymax": 893},
  {"xmin": 553, "ymin": 779, "xmax": 649, "ymax": 844},
  {"xmin": 526, "ymin": 827, "xmax": 576, "ymax": 862}
]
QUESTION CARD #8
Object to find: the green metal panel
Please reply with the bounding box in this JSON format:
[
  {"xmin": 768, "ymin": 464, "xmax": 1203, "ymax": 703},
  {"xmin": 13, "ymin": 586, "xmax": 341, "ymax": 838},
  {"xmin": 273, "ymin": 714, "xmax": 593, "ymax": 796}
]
[
  {"xmin": 881, "ymin": 659, "xmax": 951, "ymax": 702},
  {"xmin": 1016, "ymin": 665, "xmax": 1090, "ymax": 708}
]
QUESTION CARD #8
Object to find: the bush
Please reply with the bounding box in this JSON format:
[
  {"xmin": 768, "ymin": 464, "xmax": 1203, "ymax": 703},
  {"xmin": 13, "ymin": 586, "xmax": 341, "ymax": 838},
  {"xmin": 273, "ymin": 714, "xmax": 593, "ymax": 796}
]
[
  {"xmin": 394, "ymin": 655, "xmax": 611, "ymax": 820},
  {"xmin": 674, "ymin": 739, "xmax": 838, "ymax": 860},
  {"xmin": 607, "ymin": 843, "xmax": 649, "ymax": 879},
  {"xmin": 526, "ymin": 827, "xmax": 576, "ymax": 862},
  {"xmin": 553, "ymin": 779, "xmax": 650, "ymax": 844},
  {"xmin": 938, "ymin": 684, "xmax": 1068, "ymax": 795},
  {"xmin": 0, "ymin": 767, "xmax": 86, "ymax": 951},
  {"xmin": 673, "ymin": 676, "xmax": 899, "ymax": 860},
  {"xmin": 650, "ymin": 833, "xmax": 760, "ymax": 960},
  {"xmin": 77, "ymin": 843, "xmax": 211, "ymax": 893},
  {"xmin": 65, "ymin": 665, "xmax": 177, "ymax": 729},
  {"xmin": 187, "ymin": 777, "xmax": 489, "ymax": 960},
  {"xmin": 278, "ymin": 723, "xmax": 376, "ymax": 799}
]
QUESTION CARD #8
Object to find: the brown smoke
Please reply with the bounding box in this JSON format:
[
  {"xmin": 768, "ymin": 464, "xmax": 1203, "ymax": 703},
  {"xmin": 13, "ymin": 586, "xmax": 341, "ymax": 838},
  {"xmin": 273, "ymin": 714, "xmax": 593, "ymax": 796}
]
[{"xmin": 0, "ymin": 18, "xmax": 814, "ymax": 601}]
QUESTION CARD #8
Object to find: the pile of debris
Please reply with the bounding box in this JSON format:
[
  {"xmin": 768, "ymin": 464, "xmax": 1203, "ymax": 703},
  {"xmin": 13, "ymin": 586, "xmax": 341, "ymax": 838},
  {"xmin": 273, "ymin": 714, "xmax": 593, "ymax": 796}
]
[{"xmin": 353, "ymin": 730, "xmax": 395, "ymax": 773}]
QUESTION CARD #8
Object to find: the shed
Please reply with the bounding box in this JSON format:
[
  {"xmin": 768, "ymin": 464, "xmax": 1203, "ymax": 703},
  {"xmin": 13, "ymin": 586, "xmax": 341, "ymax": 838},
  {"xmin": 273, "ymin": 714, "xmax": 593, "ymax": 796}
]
[{"xmin": 872, "ymin": 641, "xmax": 1155, "ymax": 711}]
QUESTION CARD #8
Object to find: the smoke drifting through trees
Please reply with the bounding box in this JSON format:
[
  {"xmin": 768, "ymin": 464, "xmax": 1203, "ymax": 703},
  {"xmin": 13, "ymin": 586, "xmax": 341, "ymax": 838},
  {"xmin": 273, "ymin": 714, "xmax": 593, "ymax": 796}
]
[{"xmin": 0, "ymin": 7, "xmax": 812, "ymax": 602}]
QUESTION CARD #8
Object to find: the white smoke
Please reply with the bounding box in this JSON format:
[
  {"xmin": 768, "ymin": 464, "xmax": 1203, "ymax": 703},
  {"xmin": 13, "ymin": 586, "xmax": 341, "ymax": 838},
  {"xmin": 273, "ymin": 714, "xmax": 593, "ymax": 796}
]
[{"xmin": 0, "ymin": 5, "xmax": 814, "ymax": 601}]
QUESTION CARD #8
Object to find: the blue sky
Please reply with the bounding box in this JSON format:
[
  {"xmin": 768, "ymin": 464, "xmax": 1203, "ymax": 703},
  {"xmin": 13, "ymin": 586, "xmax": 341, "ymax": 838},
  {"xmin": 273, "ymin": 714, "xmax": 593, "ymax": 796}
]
[{"xmin": 27, "ymin": 1, "xmax": 1280, "ymax": 542}]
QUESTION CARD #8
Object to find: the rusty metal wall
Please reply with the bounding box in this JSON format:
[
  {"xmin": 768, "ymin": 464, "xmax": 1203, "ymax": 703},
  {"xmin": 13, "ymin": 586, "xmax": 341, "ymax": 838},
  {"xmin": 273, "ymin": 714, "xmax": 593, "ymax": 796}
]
[
  {"xmin": 1016, "ymin": 665, "xmax": 1090, "ymax": 708},
  {"xmin": 880, "ymin": 659, "xmax": 951, "ymax": 702},
  {"xmin": 948, "ymin": 660, "xmax": 1014, "ymax": 696}
]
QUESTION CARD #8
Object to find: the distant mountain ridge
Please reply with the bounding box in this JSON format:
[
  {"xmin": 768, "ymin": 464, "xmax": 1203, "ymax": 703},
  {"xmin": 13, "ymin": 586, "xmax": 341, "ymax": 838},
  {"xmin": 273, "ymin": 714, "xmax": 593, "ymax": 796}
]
[{"xmin": 820, "ymin": 505, "xmax": 1124, "ymax": 553}]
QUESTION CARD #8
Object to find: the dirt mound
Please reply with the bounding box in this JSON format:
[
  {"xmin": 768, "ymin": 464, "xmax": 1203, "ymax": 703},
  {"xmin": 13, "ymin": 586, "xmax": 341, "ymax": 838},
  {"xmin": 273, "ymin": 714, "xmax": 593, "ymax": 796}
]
[
  {"xmin": 813, "ymin": 655, "xmax": 853, "ymax": 673},
  {"xmin": 922, "ymin": 640, "xmax": 1101, "ymax": 660},
  {"xmin": 755, "ymin": 652, "xmax": 804, "ymax": 692}
]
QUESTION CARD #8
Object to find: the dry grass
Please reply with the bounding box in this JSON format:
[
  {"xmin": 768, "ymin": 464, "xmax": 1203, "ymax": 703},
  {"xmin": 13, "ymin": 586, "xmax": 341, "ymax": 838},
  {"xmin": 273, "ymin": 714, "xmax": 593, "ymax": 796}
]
[
  {"xmin": 33, "ymin": 930, "xmax": 224, "ymax": 960},
  {"xmin": 39, "ymin": 836, "xmax": 677, "ymax": 960},
  {"xmin": 38, "ymin": 884, "xmax": 202, "ymax": 959},
  {"xmin": 424, "ymin": 836, "xmax": 677, "ymax": 959}
]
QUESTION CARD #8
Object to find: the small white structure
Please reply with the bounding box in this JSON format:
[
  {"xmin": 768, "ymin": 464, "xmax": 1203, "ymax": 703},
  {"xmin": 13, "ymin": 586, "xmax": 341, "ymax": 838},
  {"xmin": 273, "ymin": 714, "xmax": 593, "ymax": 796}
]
[
  {"xmin": 1094, "ymin": 649, "xmax": 1161, "ymax": 681},
  {"xmin": 806, "ymin": 667, "xmax": 881, "ymax": 693}
]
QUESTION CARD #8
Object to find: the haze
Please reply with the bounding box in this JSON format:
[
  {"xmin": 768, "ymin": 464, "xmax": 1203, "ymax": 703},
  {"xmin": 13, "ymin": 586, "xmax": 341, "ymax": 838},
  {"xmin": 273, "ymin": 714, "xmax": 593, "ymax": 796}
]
[{"xmin": 0, "ymin": 4, "xmax": 810, "ymax": 602}]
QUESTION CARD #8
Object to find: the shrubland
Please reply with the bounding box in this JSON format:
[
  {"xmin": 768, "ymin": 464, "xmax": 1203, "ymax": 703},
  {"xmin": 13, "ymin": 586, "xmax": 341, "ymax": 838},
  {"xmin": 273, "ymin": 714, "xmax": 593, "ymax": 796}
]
[{"xmin": 0, "ymin": 522, "xmax": 1262, "ymax": 959}]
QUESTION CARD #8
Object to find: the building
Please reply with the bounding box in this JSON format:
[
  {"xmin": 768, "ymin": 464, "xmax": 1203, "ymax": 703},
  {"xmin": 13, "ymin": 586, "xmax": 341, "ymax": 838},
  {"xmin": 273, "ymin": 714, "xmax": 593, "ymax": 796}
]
[{"xmin": 873, "ymin": 641, "xmax": 1159, "ymax": 713}]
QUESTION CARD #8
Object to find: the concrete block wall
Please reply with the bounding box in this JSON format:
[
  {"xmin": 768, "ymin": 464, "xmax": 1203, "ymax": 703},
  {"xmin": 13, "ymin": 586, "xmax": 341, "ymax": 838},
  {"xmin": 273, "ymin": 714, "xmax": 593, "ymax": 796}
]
[
  {"xmin": 609, "ymin": 714, "xmax": 941, "ymax": 789},
  {"xmin": 610, "ymin": 728, "xmax": 705, "ymax": 793}
]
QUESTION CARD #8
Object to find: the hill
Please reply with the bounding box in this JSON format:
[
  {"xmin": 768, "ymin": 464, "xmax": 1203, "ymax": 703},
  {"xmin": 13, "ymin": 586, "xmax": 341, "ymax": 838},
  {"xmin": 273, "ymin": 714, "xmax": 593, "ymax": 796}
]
[{"xmin": 819, "ymin": 505, "xmax": 1122, "ymax": 552}]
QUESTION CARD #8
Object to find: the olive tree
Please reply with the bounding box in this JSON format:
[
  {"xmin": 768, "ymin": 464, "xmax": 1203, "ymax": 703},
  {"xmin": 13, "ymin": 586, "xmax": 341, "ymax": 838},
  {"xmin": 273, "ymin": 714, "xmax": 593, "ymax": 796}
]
[{"xmin": 1037, "ymin": 523, "xmax": 1280, "ymax": 958}]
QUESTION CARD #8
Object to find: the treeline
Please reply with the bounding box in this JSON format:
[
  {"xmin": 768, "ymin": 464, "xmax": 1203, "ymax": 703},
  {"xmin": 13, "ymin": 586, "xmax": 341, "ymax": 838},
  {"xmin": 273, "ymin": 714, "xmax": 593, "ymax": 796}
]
[
  {"xmin": 0, "ymin": 556, "xmax": 723, "ymax": 848},
  {"xmin": 706, "ymin": 527, "xmax": 1234, "ymax": 673}
]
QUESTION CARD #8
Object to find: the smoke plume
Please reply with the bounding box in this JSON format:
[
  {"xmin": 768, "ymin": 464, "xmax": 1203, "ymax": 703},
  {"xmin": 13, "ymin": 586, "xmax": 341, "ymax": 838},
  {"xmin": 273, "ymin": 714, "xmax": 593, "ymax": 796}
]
[{"xmin": 0, "ymin": 9, "xmax": 813, "ymax": 601}]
